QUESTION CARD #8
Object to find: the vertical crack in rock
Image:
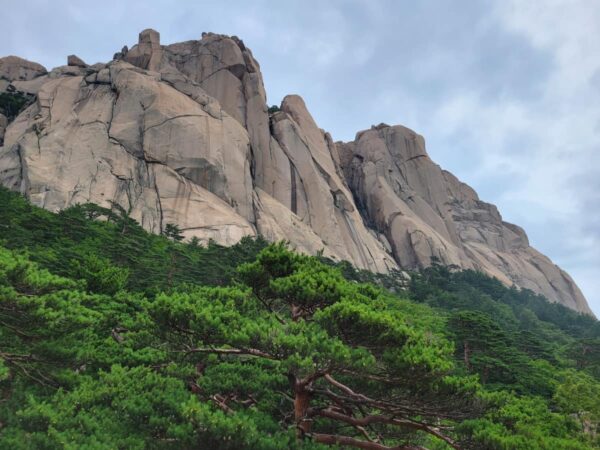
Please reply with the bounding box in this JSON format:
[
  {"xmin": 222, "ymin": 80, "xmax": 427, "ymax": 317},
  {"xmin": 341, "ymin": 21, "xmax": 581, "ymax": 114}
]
[{"xmin": 290, "ymin": 159, "xmax": 297, "ymax": 214}]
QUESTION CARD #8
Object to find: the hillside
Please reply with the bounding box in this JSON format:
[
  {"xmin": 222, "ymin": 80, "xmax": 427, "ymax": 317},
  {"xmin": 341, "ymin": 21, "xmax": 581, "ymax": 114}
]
[
  {"xmin": 0, "ymin": 29, "xmax": 591, "ymax": 314},
  {"xmin": 0, "ymin": 187, "xmax": 599, "ymax": 449}
]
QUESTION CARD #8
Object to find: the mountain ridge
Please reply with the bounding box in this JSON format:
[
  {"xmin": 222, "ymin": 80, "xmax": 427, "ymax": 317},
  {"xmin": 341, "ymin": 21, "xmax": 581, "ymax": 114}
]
[{"xmin": 0, "ymin": 29, "xmax": 592, "ymax": 315}]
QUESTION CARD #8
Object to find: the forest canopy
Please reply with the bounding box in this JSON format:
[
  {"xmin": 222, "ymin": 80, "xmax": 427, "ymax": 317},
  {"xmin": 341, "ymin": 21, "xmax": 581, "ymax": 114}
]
[{"xmin": 0, "ymin": 186, "xmax": 599, "ymax": 449}]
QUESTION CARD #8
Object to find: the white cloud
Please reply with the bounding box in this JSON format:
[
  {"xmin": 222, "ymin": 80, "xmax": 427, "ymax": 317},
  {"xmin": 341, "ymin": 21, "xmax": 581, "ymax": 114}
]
[{"xmin": 423, "ymin": 0, "xmax": 600, "ymax": 313}]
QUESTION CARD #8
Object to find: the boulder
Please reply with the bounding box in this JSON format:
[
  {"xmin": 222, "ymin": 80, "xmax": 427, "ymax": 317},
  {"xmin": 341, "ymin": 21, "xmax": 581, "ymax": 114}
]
[
  {"xmin": 67, "ymin": 54, "xmax": 88, "ymax": 67},
  {"xmin": 0, "ymin": 56, "xmax": 47, "ymax": 81}
]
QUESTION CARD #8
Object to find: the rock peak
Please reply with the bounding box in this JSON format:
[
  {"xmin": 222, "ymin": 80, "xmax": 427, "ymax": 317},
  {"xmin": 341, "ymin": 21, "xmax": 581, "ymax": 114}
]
[
  {"xmin": 372, "ymin": 122, "xmax": 391, "ymax": 130},
  {"xmin": 139, "ymin": 28, "xmax": 160, "ymax": 46}
]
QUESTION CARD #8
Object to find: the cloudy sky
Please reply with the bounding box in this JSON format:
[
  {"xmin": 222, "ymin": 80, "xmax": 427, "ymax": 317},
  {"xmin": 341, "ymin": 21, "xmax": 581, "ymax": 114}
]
[{"xmin": 2, "ymin": 0, "xmax": 600, "ymax": 315}]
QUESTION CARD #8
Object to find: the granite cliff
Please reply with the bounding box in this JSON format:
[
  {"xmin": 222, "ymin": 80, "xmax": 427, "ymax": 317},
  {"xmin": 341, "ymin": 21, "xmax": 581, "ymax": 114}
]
[{"xmin": 0, "ymin": 29, "xmax": 591, "ymax": 314}]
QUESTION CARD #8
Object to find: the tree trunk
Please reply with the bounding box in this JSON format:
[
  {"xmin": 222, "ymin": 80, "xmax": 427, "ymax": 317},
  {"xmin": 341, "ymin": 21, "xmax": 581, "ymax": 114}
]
[
  {"xmin": 292, "ymin": 376, "xmax": 312, "ymax": 438},
  {"xmin": 167, "ymin": 251, "xmax": 176, "ymax": 287},
  {"xmin": 313, "ymin": 433, "xmax": 426, "ymax": 449},
  {"xmin": 291, "ymin": 304, "xmax": 302, "ymax": 322}
]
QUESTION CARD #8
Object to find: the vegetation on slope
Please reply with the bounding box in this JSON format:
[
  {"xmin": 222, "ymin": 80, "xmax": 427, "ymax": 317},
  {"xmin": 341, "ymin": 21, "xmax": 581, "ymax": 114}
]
[
  {"xmin": 0, "ymin": 186, "xmax": 599, "ymax": 449},
  {"xmin": 0, "ymin": 91, "xmax": 32, "ymax": 121}
]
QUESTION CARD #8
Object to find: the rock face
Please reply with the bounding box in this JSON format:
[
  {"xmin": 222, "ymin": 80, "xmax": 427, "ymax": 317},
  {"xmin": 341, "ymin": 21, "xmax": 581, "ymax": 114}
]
[
  {"xmin": 337, "ymin": 125, "xmax": 591, "ymax": 314},
  {"xmin": 0, "ymin": 60, "xmax": 255, "ymax": 245},
  {"xmin": 0, "ymin": 29, "xmax": 592, "ymax": 314}
]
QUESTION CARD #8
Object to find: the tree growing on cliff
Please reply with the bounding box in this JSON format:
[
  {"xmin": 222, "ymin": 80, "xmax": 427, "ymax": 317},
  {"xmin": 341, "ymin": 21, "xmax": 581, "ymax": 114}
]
[{"xmin": 163, "ymin": 223, "xmax": 184, "ymax": 242}]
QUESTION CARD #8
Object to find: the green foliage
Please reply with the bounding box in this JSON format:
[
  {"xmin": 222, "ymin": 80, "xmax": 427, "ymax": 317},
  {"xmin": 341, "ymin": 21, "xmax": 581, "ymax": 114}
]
[
  {"xmin": 554, "ymin": 370, "xmax": 600, "ymax": 430},
  {"xmin": 448, "ymin": 310, "xmax": 524, "ymax": 386},
  {"xmin": 0, "ymin": 187, "xmax": 598, "ymax": 449},
  {"xmin": 163, "ymin": 223, "xmax": 184, "ymax": 241},
  {"xmin": 458, "ymin": 392, "xmax": 589, "ymax": 449},
  {"xmin": 0, "ymin": 186, "xmax": 268, "ymax": 294},
  {"xmin": 409, "ymin": 264, "xmax": 600, "ymax": 385},
  {"xmin": 8, "ymin": 365, "xmax": 197, "ymax": 449},
  {"xmin": 0, "ymin": 91, "xmax": 32, "ymax": 121},
  {"xmin": 70, "ymin": 254, "xmax": 129, "ymax": 294},
  {"xmin": 268, "ymin": 104, "xmax": 281, "ymax": 114},
  {"xmin": 569, "ymin": 338, "xmax": 600, "ymax": 378}
]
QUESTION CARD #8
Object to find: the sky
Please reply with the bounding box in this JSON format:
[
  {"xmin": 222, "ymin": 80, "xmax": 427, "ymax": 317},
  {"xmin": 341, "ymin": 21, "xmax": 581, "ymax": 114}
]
[{"xmin": 2, "ymin": 0, "xmax": 599, "ymax": 315}]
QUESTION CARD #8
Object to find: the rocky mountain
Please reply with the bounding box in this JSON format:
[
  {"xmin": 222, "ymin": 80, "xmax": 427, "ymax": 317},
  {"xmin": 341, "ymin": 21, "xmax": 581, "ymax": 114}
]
[{"xmin": 0, "ymin": 29, "xmax": 592, "ymax": 315}]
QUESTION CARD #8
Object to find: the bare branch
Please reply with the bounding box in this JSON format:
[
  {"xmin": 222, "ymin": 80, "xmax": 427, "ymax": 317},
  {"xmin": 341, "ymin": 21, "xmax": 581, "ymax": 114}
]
[
  {"xmin": 318, "ymin": 375, "xmax": 461, "ymax": 420},
  {"xmin": 254, "ymin": 292, "xmax": 286, "ymax": 325},
  {"xmin": 325, "ymin": 374, "xmax": 375, "ymax": 403},
  {"xmin": 311, "ymin": 408, "xmax": 459, "ymax": 449},
  {"xmin": 308, "ymin": 432, "xmax": 428, "ymax": 450},
  {"xmin": 180, "ymin": 347, "xmax": 277, "ymax": 360},
  {"xmin": 298, "ymin": 369, "xmax": 329, "ymax": 388},
  {"xmin": 211, "ymin": 394, "xmax": 233, "ymax": 414}
]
